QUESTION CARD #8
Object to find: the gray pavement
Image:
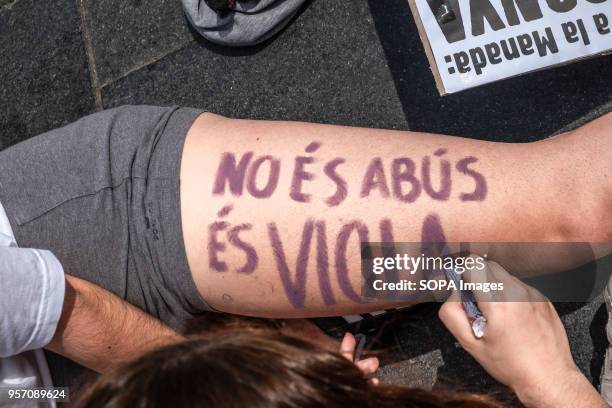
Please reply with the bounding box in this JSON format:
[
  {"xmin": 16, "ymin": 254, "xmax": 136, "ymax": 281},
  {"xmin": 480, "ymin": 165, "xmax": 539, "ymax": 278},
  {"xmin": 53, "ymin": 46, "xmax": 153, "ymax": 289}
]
[{"xmin": 1, "ymin": 0, "xmax": 611, "ymax": 401}]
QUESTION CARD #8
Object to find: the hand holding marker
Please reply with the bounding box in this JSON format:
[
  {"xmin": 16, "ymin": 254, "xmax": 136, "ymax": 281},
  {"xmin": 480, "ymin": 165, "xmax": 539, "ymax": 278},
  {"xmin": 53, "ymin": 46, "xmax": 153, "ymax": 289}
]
[{"xmin": 438, "ymin": 262, "xmax": 607, "ymax": 407}]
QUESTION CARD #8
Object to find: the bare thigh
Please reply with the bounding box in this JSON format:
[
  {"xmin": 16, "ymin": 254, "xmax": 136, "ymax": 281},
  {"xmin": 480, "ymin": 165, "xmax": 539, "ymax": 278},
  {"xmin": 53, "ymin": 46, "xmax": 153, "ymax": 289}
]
[{"xmin": 179, "ymin": 113, "xmax": 610, "ymax": 317}]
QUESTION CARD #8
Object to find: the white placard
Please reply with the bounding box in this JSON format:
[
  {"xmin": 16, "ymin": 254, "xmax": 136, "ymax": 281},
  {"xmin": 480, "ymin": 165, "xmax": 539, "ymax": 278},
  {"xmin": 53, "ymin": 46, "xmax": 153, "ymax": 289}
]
[{"xmin": 411, "ymin": 0, "xmax": 612, "ymax": 94}]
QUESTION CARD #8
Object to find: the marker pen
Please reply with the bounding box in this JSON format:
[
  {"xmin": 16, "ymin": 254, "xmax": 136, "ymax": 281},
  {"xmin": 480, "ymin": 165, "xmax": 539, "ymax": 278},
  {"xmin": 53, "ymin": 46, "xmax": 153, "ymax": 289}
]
[{"xmin": 443, "ymin": 264, "xmax": 487, "ymax": 339}]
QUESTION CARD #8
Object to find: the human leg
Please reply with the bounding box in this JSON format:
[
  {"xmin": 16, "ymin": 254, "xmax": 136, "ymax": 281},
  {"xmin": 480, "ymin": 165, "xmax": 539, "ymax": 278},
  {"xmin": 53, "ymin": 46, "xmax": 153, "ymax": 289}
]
[{"xmin": 180, "ymin": 112, "xmax": 612, "ymax": 316}]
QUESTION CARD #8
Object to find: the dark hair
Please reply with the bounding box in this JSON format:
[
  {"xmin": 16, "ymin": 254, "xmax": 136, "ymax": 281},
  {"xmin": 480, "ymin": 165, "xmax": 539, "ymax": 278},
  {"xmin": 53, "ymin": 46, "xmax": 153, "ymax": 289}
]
[{"xmin": 76, "ymin": 330, "xmax": 504, "ymax": 408}]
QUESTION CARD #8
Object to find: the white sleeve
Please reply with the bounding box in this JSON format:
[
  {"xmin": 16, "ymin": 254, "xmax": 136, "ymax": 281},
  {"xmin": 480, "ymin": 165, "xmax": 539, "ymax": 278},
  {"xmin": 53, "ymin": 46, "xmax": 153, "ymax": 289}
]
[{"xmin": 0, "ymin": 247, "xmax": 65, "ymax": 357}]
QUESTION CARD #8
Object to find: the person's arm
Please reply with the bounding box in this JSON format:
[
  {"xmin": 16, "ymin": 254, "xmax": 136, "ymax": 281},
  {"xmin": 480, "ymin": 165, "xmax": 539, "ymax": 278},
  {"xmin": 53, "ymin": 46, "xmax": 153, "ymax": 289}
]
[
  {"xmin": 179, "ymin": 113, "xmax": 611, "ymax": 317},
  {"xmin": 46, "ymin": 274, "xmax": 183, "ymax": 373},
  {"xmin": 439, "ymin": 258, "xmax": 607, "ymax": 408},
  {"xmin": 0, "ymin": 247, "xmax": 65, "ymax": 357}
]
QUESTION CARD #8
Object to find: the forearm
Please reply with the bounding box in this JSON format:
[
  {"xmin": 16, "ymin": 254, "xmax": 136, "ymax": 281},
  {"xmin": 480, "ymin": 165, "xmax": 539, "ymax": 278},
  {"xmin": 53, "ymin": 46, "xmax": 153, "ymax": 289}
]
[
  {"xmin": 180, "ymin": 114, "xmax": 609, "ymax": 316},
  {"xmin": 46, "ymin": 275, "xmax": 183, "ymax": 373},
  {"xmin": 517, "ymin": 368, "xmax": 608, "ymax": 408}
]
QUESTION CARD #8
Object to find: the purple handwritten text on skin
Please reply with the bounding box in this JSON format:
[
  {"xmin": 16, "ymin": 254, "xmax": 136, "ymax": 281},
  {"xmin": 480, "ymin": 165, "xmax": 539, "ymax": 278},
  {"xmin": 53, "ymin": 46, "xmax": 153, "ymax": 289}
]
[
  {"xmin": 324, "ymin": 158, "xmax": 348, "ymax": 207},
  {"xmin": 213, "ymin": 152, "xmax": 254, "ymax": 196},
  {"xmin": 247, "ymin": 155, "xmax": 281, "ymax": 199},
  {"xmin": 379, "ymin": 218, "xmax": 400, "ymax": 285},
  {"xmin": 335, "ymin": 221, "xmax": 369, "ymax": 303},
  {"xmin": 315, "ymin": 221, "xmax": 336, "ymax": 305},
  {"xmin": 420, "ymin": 213, "xmax": 447, "ymax": 280},
  {"xmin": 227, "ymin": 223, "xmax": 258, "ymax": 274},
  {"xmin": 305, "ymin": 142, "xmax": 321, "ymax": 153},
  {"xmin": 456, "ymin": 157, "xmax": 488, "ymax": 201},
  {"xmin": 290, "ymin": 144, "xmax": 320, "ymax": 203},
  {"xmin": 421, "ymin": 213, "xmax": 447, "ymax": 244},
  {"xmin": 212, "ymin": 148, "xmax": 487, "ymax": 205},
  {"xmin": 392, "ymin": 158, "xmax": 421, "ymax": 203},
  {"xmin": 268, "ymin": 220, "xmax": 314, "ymax": 309},
  {"xmin": 208, "ymin": 221, "xmax": 229, "ymax": 272},
  {"xmin": 217, "ymin": 204, "xmax": 233, "ymax": 218},
  {"xmin": 361, "ymin": 158, "xmax": 391, "ymax": 198},
  {"xmin": 380, "ymin": 218, "xmax": 395, "ymax": 244},
  {"xmin": 422, "ymin": 148, "xmax": 451, "ymax": 200}
]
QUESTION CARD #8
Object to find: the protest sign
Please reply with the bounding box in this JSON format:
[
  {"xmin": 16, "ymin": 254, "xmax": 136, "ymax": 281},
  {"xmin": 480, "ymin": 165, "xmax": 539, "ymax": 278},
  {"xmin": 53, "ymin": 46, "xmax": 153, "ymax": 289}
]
[{"xmin": 407, "ymin": 0, "xmax": 612, "ymax": 94}]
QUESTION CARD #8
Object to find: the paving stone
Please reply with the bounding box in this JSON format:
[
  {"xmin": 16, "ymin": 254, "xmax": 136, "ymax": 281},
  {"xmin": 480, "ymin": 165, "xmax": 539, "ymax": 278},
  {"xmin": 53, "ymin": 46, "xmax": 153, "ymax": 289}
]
[
  {"xmin": 561, "ymin": 299, "xmax": 608, "ymax": 385},
  {"xmin": 378, "ymin": 350, "xmax": 443, "ymax": 389},
  {"xmin": 101, "ymin": 0, "xmax": 409, "ymax": 130},
  {"xmin": 82, "ymin": 0, "xmax": 195, "ymax": 86},
  {"xmin": 0, "ymin": 0, "xmax": 95, "ymax": 149}
]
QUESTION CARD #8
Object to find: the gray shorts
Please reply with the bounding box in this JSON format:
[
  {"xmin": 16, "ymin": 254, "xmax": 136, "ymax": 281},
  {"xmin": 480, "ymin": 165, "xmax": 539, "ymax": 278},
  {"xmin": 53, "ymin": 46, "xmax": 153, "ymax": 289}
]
[{"xmin": 0, "ymin": 105, "xmax": 211, "ymax": 387}]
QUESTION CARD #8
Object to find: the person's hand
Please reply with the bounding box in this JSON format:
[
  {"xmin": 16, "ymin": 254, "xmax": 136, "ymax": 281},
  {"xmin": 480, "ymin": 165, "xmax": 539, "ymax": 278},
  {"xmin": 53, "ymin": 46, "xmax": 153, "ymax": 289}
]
[
  {"xmin": 438, "ymin": 257, "xmax": 606, "ymax": 408},
  {"xmin": 340, "ymin": 333, "xmax": 379, "ymax": 384}
]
